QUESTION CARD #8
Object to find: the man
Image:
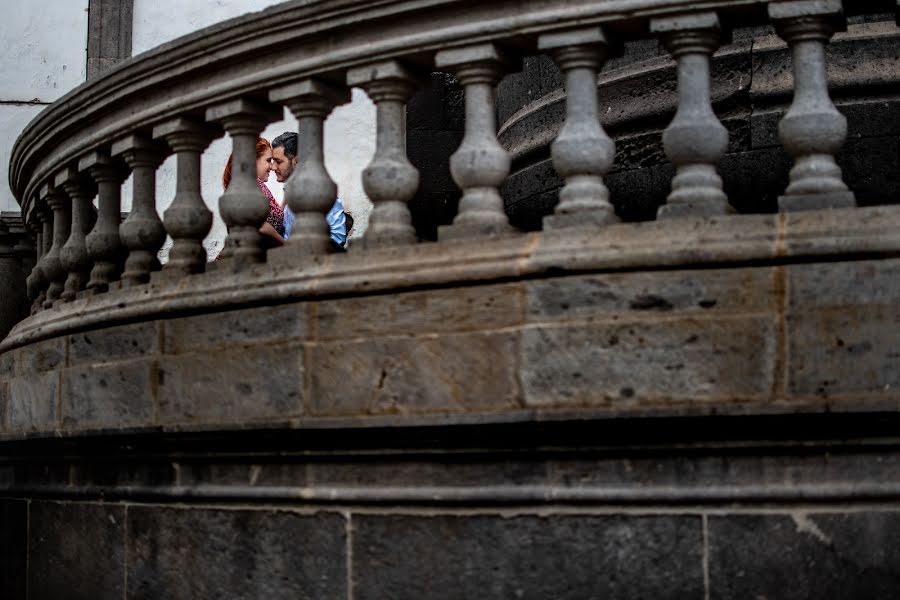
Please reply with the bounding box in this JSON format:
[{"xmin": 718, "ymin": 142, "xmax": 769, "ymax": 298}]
[{"xmin": 270, "ymin": 132, "xmax": 349, "ymax": 248}]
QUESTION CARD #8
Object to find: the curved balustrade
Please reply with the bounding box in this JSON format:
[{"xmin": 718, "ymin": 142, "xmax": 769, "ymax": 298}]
[{"xmin": 3, "ymin": 0, "xmax": 900, "ymax": 407}]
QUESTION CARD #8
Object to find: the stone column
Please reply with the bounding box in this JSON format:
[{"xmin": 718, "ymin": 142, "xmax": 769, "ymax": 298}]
[
  {"xmin": 769, "ymin": 0, "xmax": 855, "ymax": 211},
  {"xmin": 652, "ymin": 12, "xmax": 731, "ymax": 219},
  {"xmin": 25, "ymin": 209, "xmax": 44, "ymax": 309},
  {"xmin": 270, "ymin": 80, "xmax": 349, "ymax": 256},
  {"xmin": 436, "ymin": 43, "xmax": 515, "ymax": 239},
  {"xmin": 348, "ymin": 61, "xmax": 420, "ymax": 247},
  {"xmin": 153, "ymin": 118, "xmax": 218, "ymax": 277},
  {"xmin": 82, "ymin": 150, "xmax": 127, "ymax": 293},
  {"xmin": 0, "ymin": 218, "xmax": 28, "ymax": 339},
  {"xmin": 538, "ymin": 27, "xmax": 618, "ymax": 229},
  {"xmin": 40, "ymin": 184, "xmax": 70, "ymax": 309},
  {"xmin": 113, "ymin": 135, "xmax": 167, "ymax": 286},
  {"xmin": 206, "ymin": 99, "xmax": 280, "ymax": 270},
  {"xmin": 57, "ymin": 168, "xmax": 95, "ymax": 303}
]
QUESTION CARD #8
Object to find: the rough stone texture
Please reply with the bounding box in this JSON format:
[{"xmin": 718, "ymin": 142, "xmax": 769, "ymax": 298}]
[
  {"xmin": 0, "ymin": 499, "xmax": 26, "ymax": 600},
  {"xmin": 12, "ymin": 338, "xmax": 65, "ymax": 376},
  {"xmin": 310, "ymin": 331, "xmax": 522, "ymax": 416},
  {"xmin": 6, "ymin": 371, "xmax": 58, "ymax": 432},
  {"xmin": 127, "ymin": 506, "xmax": 346, "ymax": 599},
  {"xmin": 60, "ymin": 359, "xmax": 156, "ymax": 430},
  {"xmin": 28, "ymin": 501, "xmax": 125, "ymax": 600},
  {"xmin": 353, "ymin": 514, "xmax": 704, "ymax": 600},
  {"xmin": 87, "ymin": 0, "xmax": 133, "ymax": 80},
  {"xmin": 164, "ymin": 303, "xmax": 308, "ymax": 354},
  {"xmin": 157, "ymin": 343, "xmax": 304, "ymax": 424},
  {"xmin": 68, "ymin": 321, "xmax": 159, "ymax": 366},
  {"xmin": 708, "ymin": 513, "xmax": 900, "ymax": 599}
]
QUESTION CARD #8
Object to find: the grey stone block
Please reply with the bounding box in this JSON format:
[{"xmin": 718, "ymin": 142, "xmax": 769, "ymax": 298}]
[
  {"xmin": 353, "ymin": 514, "xmax": 704, "ymax": 600},
  {"xmin": 28, "ymin": 501, "xmax": 125, "ymax": 600},
  {"xmin": 157, "ymin": 343, "xmax": 304, "ymax": 424},
  {"xmin": 0, "ymin": 380, "xmax": 7, "ymax": 431},
  {"xmin": 164, "ymin": 304, "xmax": 309, "ymax": 354},
  {"xmin": 0, "ymin": 352, "xmax": 13, "ymax": 377},
  {"xmin": 708, "ymin": 512, "xmax": 900, "ymax": 599},
  {"xmin": 69, "ymin": 321, "xmax": 159, "ymax": 365},
  {"xmin": 60, "ymin": 360, "xmax": 156, "ymax": 430},
  {"xmin": 522, "ymin": 316, "xmax": 777, "ymax": 407},
  {"xmin": 12, "ymin": 338, "xmax": 65, "ymax": 376},
  {"xmin": 310, "ymin": 331, "xmax": 521, "ymax": 416},
  {"xmin": 7, "ymin": 372, "xmax": 58, "ymax": 431},
  {"xmin": 0, "ymin": 499, "xmax": 26, "ymax": 600},
  {"xmin": 127, "ymin": 506, "xmax": 346, "ymax": 599},
  {"xmin": 788, "ymin": 259, "xmax": 900, "ymax": 308},
  {"xmin": 175, "ymin": 461, "xmax": 307, "ymax": 488}
]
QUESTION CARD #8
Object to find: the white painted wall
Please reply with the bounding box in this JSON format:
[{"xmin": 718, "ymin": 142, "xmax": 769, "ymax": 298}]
[
  {"xmin": 132, "ymin": 0, "xmax": 376, "ymax": 257},
  {"xmin": 0, "ymin": 1, "xmax": 89, "ymax": 212}
]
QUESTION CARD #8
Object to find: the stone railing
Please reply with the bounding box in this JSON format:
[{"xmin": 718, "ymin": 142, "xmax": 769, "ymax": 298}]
[{"xmin": 3, "ymin": 0, "xmax": 900, "ymax": 433}]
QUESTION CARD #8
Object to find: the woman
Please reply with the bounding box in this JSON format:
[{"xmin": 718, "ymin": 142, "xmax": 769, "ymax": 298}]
[{"xmin": 222, "ymin": 137, "xmax": 285, "ymax": 245}]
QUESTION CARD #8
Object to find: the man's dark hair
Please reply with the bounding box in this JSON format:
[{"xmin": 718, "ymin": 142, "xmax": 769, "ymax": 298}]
[{"xmin": 271, "ymin": 132, "xmax": 298, "ymax": 159}]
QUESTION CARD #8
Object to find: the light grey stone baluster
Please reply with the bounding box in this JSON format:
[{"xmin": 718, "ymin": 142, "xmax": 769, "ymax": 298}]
[
  {"xmin": 40, "ymin": 184, "xmax": 70, "ymax": 309},
  {"xmin": 769, "ymin": 0, "xmax": 855, "ymax": 211},
  {"xmin": 270, "ymin": 80, "xmax": 350, "ymax": 256},
  {"xmin": 113, "ymin": 135, "xmax": 167, "ymax": 286},
  {"xmin": 538, "ymin": 27, "xmax": 618, "ymax": 229},
  {"xmin": 347, "ymin": 61, "xmax": 420, "ymax": 247},
  {"xmin": 82, "ymin": 151, "xmax": 127, "ymax": 293},
  {"xmin": 206, "ymin": 99, "xmax": 280, "ymax": 269},
  {"xmin": 153, "ymin": 118, "xmax": 218, "ymax": 277},
  {"xmin": 652, "ymin": 12, "xmax": 731, "ymax": 219},
  {"xmin": 56, "ymin": 168, "xmax": 95, "ymax": 303},
  {"xmin": 435, "ymin": 43, "xmax": 515, "ymax": 239},
  {"xmin": 25, "ymin": 207, "xmax": 45, "ymax": 311}
]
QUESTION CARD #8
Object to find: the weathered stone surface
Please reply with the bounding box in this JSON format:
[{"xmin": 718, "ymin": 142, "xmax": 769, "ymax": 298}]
[
  {"xmin": 315, "ymin": 282, "xmax": 524, "ymax": 342},
  {"xmin": 7, "ymin": 371, "xmax": 58, "ymax": 431},
  {"xmin": 0, "ymin": 499, "xmax": 26, "ymax": 600},
  {"xmin": 127, "ymin": 507, "xmax": 346, "ymax": 599},
  {"xmin": 157, "ymin": 344, "xmax": 303, "ymax": 424},
  {"xmin": 353, "ymin": 514, "xmax": 704, "ymax": 600},
  {"xmin": 708, "ymin": 513, "xmax": 900, "ymax": 599},
  {"xmin": 28, "ymin": 501, "xmax": 125, "ymax": 599},
  {"xmin": 164, "ymin": 303, "xmax": 309, "ymax": 354},
  {"xmin": 60, "ymin": 359, "xmax": 156, "ymax": 430},
  {"xmin": 522, "ymin": 316, "xmax": 777, "ymax": 406},
  {"xmin": 68, "ymin": 321, "xmax": 159, "ymax": 366},
  {"xmin": 12, "ymin": 338, "xmax": 65, "ymax": 376},
  {"xmin": 310, "ymin": 331, "xmax": 521, "ymax": 416},
  {"xmin": 175, "ymin": 461, "xmax": 308, "ymax": 488}
]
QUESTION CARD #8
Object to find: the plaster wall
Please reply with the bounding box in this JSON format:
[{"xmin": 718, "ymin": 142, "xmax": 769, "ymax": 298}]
[
  {"xmin": 0, "ymin": 1, "xmax": 89, "ymax": 212},
  {"xmin": 132, "ymin": 0, "xmax": 376, "ymax": 257}
]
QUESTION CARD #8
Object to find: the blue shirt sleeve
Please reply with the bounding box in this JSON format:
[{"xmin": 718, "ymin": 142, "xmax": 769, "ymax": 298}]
[
  {"xmin": 327, "ymin": 198, "xmax": 347, "ymax": 247},
  {"xmin": 283, "ymin": 206, "xmax": 295, "ymax": 240}
]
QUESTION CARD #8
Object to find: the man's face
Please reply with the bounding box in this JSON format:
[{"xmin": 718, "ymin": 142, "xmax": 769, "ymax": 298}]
[{"xmin": 271, "ymin": 147, "xmax": 298, "ymax": 183}]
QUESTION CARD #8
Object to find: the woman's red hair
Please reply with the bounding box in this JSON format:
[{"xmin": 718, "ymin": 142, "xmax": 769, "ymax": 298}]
[{"xmin": 222, "ymin": 137, "xmax": 271, "ymax": 189}]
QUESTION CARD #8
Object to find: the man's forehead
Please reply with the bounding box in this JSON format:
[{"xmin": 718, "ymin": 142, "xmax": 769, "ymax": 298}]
[{"xmin": 272, "ymin": 146, "xmax": 290, "ymax": 159}]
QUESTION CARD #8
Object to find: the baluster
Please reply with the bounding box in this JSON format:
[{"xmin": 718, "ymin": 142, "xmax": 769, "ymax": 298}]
[
  {"xmin": 651, "ymin": 13, "xmax": 731, "ymax": 219},
  {"xmin": 270, "ymin": 80, "xmax": 349, "ymax": 256},
  {"xmin": 152, "ymin": 118, "xmax": 218, "ymax": 277},
  {"xmin": 113, "ymin": 135, "xmax": 167, "ymax": 286},
  {"xmin": 538, "ymin": 27, "xmax": 618, "ymax": 229},
  {"xmin": 82, "ymin": 151, "xmax": 127, "ymax": 293},
  {"xmin": 769, "ymin": 0, "xmax": 855, "ymax": 211},
  {"xmin": 37, "ymin": 209, "xmax": 53, "ymax": 309},
  {"xmin": 57, "ymin": 168, "xmax": 95, "ymax": 303},
  {"xmin": 206, "ymin": 99, "xmax": 280, "ymax": 269},
  {"xmin": 347, "ymin": 61, "xmax": 420, "ymax": 246},
  {"xmin": 25, "ymin": 207, "xmax": 44, "ymax": 310},
  {"xmin": 435, "ymin": 43, "xmax": 515, "ymax": 239},
  {"xmin": 40, "ymin": 184, "xmax": 70, "ymax": 309}
]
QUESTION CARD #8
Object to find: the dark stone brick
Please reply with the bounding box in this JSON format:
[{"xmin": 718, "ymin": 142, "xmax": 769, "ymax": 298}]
[
  {"xmin": 13, "ymin": 338, "xmax": 65, "ymax": 376},
  {"xmin": 60, "ymin": 359, "xmax": 156, "ymax": 430},
  {"xmin": 353, "ymin": 514, "xmax": 704, "ymax": 600},
  {"xmin": 29, "ymin": 501, "xmax": 125, "ymax": 600},
  {"xmin": 0, "ymin": 499, "xmax": 26, "ymax": 600},
  {"xmin": 838, "ymin": 136, "xmax": 900, "ymax": 207},
  {"xmin": 7, "ymin": 372, "xmax": 58, "ymax": 432},
  {"xmin": 127, "ymin": 506, "xmax": 346, "ymax": 599},
  {"xmin": 709, "ymin": 512, "xmax": 900, "ymax": 600},
  {"xmin": 164, "ymin": 303, "xmax": 308, "ymax": 354},
  {"xmin": 69, "ymin": 321, "xmax": 159, "ymax": 365}
]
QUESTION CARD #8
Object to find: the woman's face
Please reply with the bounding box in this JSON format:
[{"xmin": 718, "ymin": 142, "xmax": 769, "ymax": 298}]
[{"xmin": 257, "ymin": 149, "xmax": 273, "ymax": 181}]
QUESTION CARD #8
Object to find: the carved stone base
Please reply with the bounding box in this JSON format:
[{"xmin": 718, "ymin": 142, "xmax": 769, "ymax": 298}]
[
  {"xmin": 543, "ymin": 208, "xmax": 618, "ymax": 231},
  {"xmin": 657, "ymin": 199, "xmax": 733, "ymax": 220},
  {"xmin": 778, "ymin": 191, "xmax": 856, "ymax": 212},
  {"xmin": 439, "ymin": 220, "xmax": 514, "ymax": 241}
]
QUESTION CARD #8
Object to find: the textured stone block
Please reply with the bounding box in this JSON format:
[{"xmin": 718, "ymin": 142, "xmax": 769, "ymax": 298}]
[
  {"xmin": 68, "ymin": 321, "xmax": 159, "ymax": 366},
  {"xmin": 315, "ymin": 283, "xmax": 524, "ymax": 342},
  {"xmin": 522, "ymin": 317, "xmax": 777, "ymax": 406},
  {"xmin": 12, "ymin": 338, "xmax": 65, "ymax": 376},
  {"xmin": 708, "ymin": 512, "xmax": 900, "ymax": 599},
  {"xmin": 7, "ymin": 371, "xmax": 58, "ymax": 431},
  {"xmin": 0, "ymin": 352, "xmax": 12, "ymax": 377},
  {"xmin": 164, "ymin": 303, "xmax": 308, "ymax": 354},
  {"xmin": 28, "ymin": 501, "xmax": 125, "ymax": 600},
  {"xmin": 0, "ymin": 380, "xmax": 7, "ymax": 431},
  {"xmin": 60, "ymin": 359, "xmax": 156, "ymax": 430},
  {"xmin": 353, "ymin": 514, "xmax": 704, "ymax": 600},
  {"xmin": 788, "ymin": 259, "xmax": 900, "ymax": 308},
  {"xmin": 0, "ymin": 499, "xmax": 26, "ymax": 600},
  {"xmin": 157, "ymin": 343, "xmax": 303, "ymax": 424},
  {"xmin": 127, "ymin": 507, "xmax": 346, "ymax": 599},
  {"xmin": 309, "ymin": 457, "xmax": 548, "ymax": 488},
  {"xmin": 310, "ymin": 331, "xmax": 521, "ymax": 416}
]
